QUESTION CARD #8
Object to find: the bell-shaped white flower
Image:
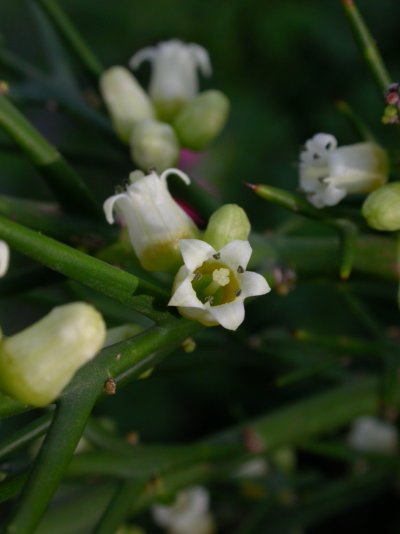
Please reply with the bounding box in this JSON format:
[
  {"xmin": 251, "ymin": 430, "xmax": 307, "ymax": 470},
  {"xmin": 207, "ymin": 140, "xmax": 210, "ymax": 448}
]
[
  {"xmin": 152, "ymin": 486, "xmax": 215, "ymax": 534},
  {"xmin": 300, "ymin": 133, "xmax": 388, "ymax": 208},
  {"xmin": 347, "ymin": 416, "xmax": 398, "ymax": 455},
  {"xmin": 168, "ymin": 239, "xmax": 270, "ymax": 331},
  {"xmin": 103, "ymin": 169, "xmax": 198, "ymax": 272},
  {"xmin": 0, "ymin": 240, "xmax": 9, "ymax": 278},
  {"xmin": 130, "ymin": 39, "xmax": 211, "ymax": 120}
]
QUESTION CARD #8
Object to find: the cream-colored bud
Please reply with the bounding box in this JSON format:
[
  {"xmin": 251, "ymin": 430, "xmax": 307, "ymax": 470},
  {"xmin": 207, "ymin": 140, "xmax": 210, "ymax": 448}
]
[
  {"xmin": 203, "ymin": 204, "xmax": 251, "ymax": 250},
  {"xmin": 130, "ymin": 119, "xmax": 180, "ymax": 172},
  {"xmin": 362, "ymin": 182, "xmax": 400, "ymax": 231},
  {"xmin": 174, "ymin": 90, "xmax": 229, "ymax": 150},
  {"xmin": 0, "ymin": 303, "xmax": 106, "ymax": 406},
  {"xmin": 100, "ymin": 66, "xmax": 155, "ymax": 143}
]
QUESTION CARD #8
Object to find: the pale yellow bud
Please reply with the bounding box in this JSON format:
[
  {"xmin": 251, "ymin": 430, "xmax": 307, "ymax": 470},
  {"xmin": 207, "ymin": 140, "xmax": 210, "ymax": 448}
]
[
  {"xmin": 0, "ymin": 303, "xmax": 106, "ymax": 406},
  {"xmin": 203, "ymin": 204, "xmax": 251, "ymax": 250}
]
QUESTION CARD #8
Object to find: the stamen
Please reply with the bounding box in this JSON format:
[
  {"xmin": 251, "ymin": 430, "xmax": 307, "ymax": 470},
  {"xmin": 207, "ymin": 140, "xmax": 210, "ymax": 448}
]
[
  {"xmin": 205, "ymin": 295, "xmax": 214, "ymax": 304},
  {"xmin": 212, "ymin": 268, "xmax": 230, "ymax": 287},
  {"xmin": 237, "ymin": 265, "xmax": 244, "ymax": 274},
  {"xmin": 193, "ymin": 272, "xmax": 202, "ymax": 282},
  {"xmin": 213, "ymin": 253, "xmax": 221, "ymax": 260},
  {"xmin": 235, "ymin": 289, "xmax": 242, "ymax": 297}
]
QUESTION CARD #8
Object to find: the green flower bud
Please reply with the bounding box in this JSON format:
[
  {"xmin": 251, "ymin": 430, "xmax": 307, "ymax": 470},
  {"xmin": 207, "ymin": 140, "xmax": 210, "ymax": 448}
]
[
  {"xmin": 0, "ymin": 303, "xmax": 106, "ymax": 406},
  {"xmin": 362, "ymin": 182, "xmax": 400, "ymax": 231},
  {"xmin": 100, "ymin": 66, "xmax": 155, "ymax": 143},
  {"xmin": 130, "ymin": 119, "xmax": 180, "ymax": 172},
  {"xmin": 203, "ymin": 204, "xmax": 251, "ymax": 250},
  {"xmin": 173, "ymin": 90, "xmax": 229, "ymax": 150}
]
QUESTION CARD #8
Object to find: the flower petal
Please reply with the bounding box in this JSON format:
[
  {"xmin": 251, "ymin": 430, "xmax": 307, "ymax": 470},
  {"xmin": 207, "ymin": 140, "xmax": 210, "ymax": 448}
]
[
  {"xmin": 220, "ymin": 240, "xmax": 252, "ymax": 271},
  {"xmin": 179, "ymin": 239, "xmax": 215, "ymax": 271},
  {"xmin": 168, "ymin": 276, "xmax": 204, "ymax": 308},
  {"xmin": 208, "ymin": 299, "xmax": 245, "ymax": 331},
  {"xmin": 240, "ymin": 271, "xmax": 271, "ymax": 298},
  {"xmin": 103, "ymin": 193, "xmax": 129, "ymax": 224}
]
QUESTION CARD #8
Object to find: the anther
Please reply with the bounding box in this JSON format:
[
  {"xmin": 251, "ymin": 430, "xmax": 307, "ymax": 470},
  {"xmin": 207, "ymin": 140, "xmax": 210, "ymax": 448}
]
[
  {"xmin": 235, "ymin": 289, "xmax": 242, "ymax": 297},
  {"xmin": 193, "ymin": 272, "xmax": 202, "ymax": 282},
  {"xmin": 213, "ymin": 253, "xmax": 221, "ymax": 260},
  {"xmin": 237, "ymin": 265, "xmax": 244, "ymax": 273}
]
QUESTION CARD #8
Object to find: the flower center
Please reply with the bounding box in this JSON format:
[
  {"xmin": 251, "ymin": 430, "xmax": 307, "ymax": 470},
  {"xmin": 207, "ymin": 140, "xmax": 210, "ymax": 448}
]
[{"xmin": 191, "ymin": 261, "xmax": 240, "ymax": 306}]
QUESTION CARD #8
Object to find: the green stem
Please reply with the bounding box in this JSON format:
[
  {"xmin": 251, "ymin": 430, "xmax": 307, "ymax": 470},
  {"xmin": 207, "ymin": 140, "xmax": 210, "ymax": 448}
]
[
  {"xmin": 4, "ymin": 318, "xmax": 200, "ymax": 533},
  {"xmin": 36, "ymin": 0, "xmax": 104, "ymax": 77},
  {"xmin": 0, "ymin": 215, "xmax": 168, "ymax": 314},
  {"xmin": 0, "ymin": 95, "xmax": 101, "ymax": 217},
  {"xmin": 93, "ymin": 479, "xmax": 146, "ymax": 534},
  {"xmin": 0, "ymin": 411, "xmax": 53, "ymax": 459},
  {"xmin": 342, "ymin": 0, "xmax": 391, "ymax": 93}
]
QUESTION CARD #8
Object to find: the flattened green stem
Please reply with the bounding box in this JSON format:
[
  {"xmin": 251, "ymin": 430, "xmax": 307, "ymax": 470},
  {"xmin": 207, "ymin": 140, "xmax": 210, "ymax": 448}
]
[
  {"xmin": 0, "ymin": 215, "xmax": 168, "ymax": 311},
  {"xmin": 248, "ymin": 184, "xmax": 358, "ymax": 279},
  {"xmin": 0, "ymin": 411, "xmax": 53, "ymax": 459},
  {"xmin": 342, "ymin": 0, "xmax": 391, "ymax": 92},
  {"xmin": 0, "ymin": 95, "xmax": 101, "ymax": 217},
  {"xmin": 36, "ymin": 0, "xmax": 104, "ymax": 77}
]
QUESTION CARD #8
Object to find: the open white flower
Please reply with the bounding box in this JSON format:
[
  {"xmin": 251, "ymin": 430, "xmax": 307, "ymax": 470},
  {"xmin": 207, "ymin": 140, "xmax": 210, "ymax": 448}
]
[
  {"xmin": 300, "ymin": 133, "xmax": 388, "ymax": 208},
  {"xmin": 0, "ymin": 240, "xmax": 10, "ymax": 278},
  {"xmin": 130, "ymin": 39, "xmax": 211, "ymax": 120},
  {"xmin": 347, "ymin": 416, "xmax": 398, "ymax": 455},
  {"xmin": 152, "ymin": 486, "xmax": 215, "ymax": 534},
  {"xmin": 103, "ymin": 168, "xmax": 198, "ymax": 272},
  {"xmin": 169, "ymin": 239, "xmax": 270, "ymax": 331}
]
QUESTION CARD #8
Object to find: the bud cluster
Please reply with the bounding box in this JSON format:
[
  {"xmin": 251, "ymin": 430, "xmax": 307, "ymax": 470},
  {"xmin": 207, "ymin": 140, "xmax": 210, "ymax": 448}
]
[
  {"xmin": 100, "ymin": 40, "xmax": 229, "ymax": 172},
  {"xmin": 382, "ymin": 83, "xmax": 400, "ymax": 124}
]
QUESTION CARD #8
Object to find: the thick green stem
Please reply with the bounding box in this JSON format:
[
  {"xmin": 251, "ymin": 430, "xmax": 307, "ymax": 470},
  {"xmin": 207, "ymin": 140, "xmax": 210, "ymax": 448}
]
[
  {"xmin": 342, "ymin": 0, "xmax": 391, "ymax": 93},
  {"xmin": 0, "ymin": 95, "xmax": 100, "ymax": 217},
  {"xmin": 0, "ymin": 215, "xmax": 168, "ymax": 313}
]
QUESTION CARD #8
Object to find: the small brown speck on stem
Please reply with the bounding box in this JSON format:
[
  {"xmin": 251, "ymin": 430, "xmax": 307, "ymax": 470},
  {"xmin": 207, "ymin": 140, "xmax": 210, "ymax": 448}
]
[{"xmin": 104, "ymin": 377, "xmax": 117, "ymax": 395}]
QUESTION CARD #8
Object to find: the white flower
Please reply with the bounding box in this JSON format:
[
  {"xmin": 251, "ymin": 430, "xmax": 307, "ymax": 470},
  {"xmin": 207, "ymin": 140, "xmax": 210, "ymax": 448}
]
[
  {"xmin": 0, "ymin": 240, "xmax": 9, "ymax": 278},
  {"xmin": 103, "ymin": 168, "xmax": 198, "ymax": 272},
  {"xmin": 299, "ymin": 133, "xmax": 388, "ymax": 208},
  {"xmin": 347, "ymin": 416, "xmax": 398, "ymax": 454},
  {"xmin": 152, "ymin": 486, "xmax": 215, "ymax": 534},
  {"xmin": 130, "ymin": 39, "xmax": 211, "ymax": 120},
  {"xmin": 168, "ymin": 239, "xmax": 270, "ymax": 331},
  {"xmin": 234, "ymin": 458, "xmax": 269, "ymax": 479}
]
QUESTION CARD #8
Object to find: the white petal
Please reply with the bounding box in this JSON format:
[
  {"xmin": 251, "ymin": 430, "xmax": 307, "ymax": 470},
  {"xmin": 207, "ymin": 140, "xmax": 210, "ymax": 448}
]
[
  {"xmin": 220, "ymin": 240, "xmax": 252, "ymax": 271},
  {"xmin": 160, "ymin": 168, "xmax": 191, "ymax": 186},
  {"xmin": 208, "ymin": 300, "xmax": 245, "ymax": 331},
  {"xmin": 168, "ymin": 277, "xmax": 204, "ymax": 308},
  {"xmin": 240, "ymin": 271, "xmax": 271, "ymax": 298},
  {"xmin": 129, "ymin": 47, "xmax": 156, "ymax": 69},
  {"xmin": 179, "ymin": 239, "xmax": 215, "ymax": 271},
  {"xmin": 189, "ymin": 44, "xmax": 212, "ymax": 76},
  {"xmin": 0, "ymin": 240, "xmax": 10, "ymax": 278},
  {"xmin": 103, "ymin": 193, "xmax": 128, "ymax": 224}
]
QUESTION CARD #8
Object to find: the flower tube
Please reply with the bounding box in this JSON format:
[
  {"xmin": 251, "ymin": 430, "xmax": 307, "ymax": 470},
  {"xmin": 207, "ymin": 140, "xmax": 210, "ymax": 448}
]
[
  {"xmin": 104, "ymin": 169, "xmax": 198, "ymax": 272},
  {"xmin": 299, "ymin": 133, "xmax": 388, "ymax": 208}
]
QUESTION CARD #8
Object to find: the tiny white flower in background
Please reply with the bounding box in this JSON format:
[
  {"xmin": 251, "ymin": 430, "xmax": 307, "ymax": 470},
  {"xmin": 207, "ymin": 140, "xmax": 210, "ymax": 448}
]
[
  {"xmin": 152, "ymin": 486, "xmax": 215, "ymax": 534},
  {"xmin": 103, "ymin": 168, "xmax": 198, "ymax": 272},
  {"xmin": 0, "ymin": 240, "xmax": 9, "ymax": 278},
  {"xmin": 168, "ymin": 239, "xmax": 270, "ymax": 331},
  {"xmin": 130, "ymin": 39, "xmax": 211, "ymax": 120},
  {"xmin": 299, "ymin": 133, "xmax": 388, "ymax": 208},
  {"xmin": 234, "ymin": 458, "xmax": 269, "ymax": 479},
  {"xmin": 347, "ymin": 416, "xmax": 398, "ymax": 455}
]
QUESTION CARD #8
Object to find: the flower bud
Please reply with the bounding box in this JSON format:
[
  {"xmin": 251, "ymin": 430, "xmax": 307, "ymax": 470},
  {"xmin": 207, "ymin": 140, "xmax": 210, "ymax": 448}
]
[
  {"xmin": 0, "ymin": 303, "xmax": 106, "ymax": 406},
  {"xmin": 0, "ymin": 240, "xmax": 10, "ymax": 278},
  {"xmin": 362, "ymin": 182, "xmax": 400, "ymax": 231},
  {"xmin": 203, "ymin": 204, "xmax": 251, "ymax": 250},
  {"xmin": 104, "ymin": 169, "xmax": 198, "ymax": 272},
  {"xmin": 99, "ymin": 66, "xmax": 154, "ymax": 143},
  {"xmin": 130, "ymin": 119, "xmax": 180, "ymax": 172},
  {"xmin": 174, "ymin": 90, "xmax": 229, "ymax": 150},
  {"xmin": 130, "ymin": 40, "xmax": 211, "ymax": 121}
]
